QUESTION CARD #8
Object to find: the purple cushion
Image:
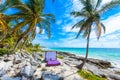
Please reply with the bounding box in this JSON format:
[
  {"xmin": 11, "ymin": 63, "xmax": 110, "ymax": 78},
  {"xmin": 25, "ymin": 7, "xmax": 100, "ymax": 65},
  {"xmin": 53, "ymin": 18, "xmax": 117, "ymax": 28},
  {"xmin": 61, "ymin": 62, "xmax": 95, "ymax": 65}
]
[{"xmin": 46, "ymin": 60, "xmax": 60, "ymax": 66}]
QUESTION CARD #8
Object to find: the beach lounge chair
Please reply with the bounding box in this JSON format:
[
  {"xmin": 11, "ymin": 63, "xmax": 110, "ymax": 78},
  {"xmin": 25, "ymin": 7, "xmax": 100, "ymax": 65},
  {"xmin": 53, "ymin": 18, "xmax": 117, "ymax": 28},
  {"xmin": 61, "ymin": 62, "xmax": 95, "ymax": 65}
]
[{"xmin": 45, "ymin": 51, "xmax": 61, "ymax": 66}]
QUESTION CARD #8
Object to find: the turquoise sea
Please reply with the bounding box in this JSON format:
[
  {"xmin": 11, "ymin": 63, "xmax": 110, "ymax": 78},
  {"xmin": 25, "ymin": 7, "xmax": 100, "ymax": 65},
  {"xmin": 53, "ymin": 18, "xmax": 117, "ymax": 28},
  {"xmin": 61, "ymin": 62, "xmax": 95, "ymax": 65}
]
[{"xmin": 48, "ymin": 48, "xmax": 120, "ymax": 68}]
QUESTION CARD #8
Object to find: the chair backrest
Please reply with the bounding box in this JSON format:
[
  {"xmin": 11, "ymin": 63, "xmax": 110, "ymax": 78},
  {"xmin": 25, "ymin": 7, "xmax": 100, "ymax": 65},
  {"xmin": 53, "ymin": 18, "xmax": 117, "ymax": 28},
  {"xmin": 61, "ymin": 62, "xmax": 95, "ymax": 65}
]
[{"xmin": 45, "ymin": 51, "xmax": 57, "ymax": 61}]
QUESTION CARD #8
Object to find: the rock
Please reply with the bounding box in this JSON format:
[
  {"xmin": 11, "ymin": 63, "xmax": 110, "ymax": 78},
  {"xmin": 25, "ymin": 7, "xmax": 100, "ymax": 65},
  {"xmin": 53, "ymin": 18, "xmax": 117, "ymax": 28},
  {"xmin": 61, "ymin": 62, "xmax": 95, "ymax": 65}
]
[
  {"xmin": 4, "ymin": 57, "xmax": 11, "ymax": 62},
  {"xmin": 14, "ymin": 54, "xmax": 22, "ymax": 64},
  {"xmin": 33, "ymin": 68, "xmax": 42, "ymax": 80},
  {"xmin": 41, "ymin": 72, "xmax": 64, "ymax": 80},
  {"xmin": 108, "ymin": 74, "xmax": 120, "ymax": 80},
  {"xmin": 2, "ymin": 61, "xmax": 13, "ymax": 71},
  {"xmin": 3, "ymin": 54, "xmax": 15, "ymax": 62},
  {"xmin": 0, "ymin": 69, "xmax": 6, "ymax": 77},
  {"xmin": 20, "ymin": 64, "xmax": 35, "ymax": 77},
  {"xmin": 6, "ymin": 69, "xmax": 16, "ymax": 77},
  {"xmin": 30, "ymin": 60, "xmax": 39, "ymax": 66},
  {"xmin": 58, "ymin": 52, "xmax": 76, "ymax": 58},
  {"xmin": 0, "ymin": 57, "xmax": 3, "ymax": 61},
  {"xmin": 85, "ymin": 63, "xmax": 107, "ymax": 77},
  {"xmin": 21, "ymin": 76, "xmax": 28, "ymax": 80},
  {"xmin": 88, "ymin": 58, "xmax": 111, "ymax": 68},
  {"xmin": 1, "ymin": 75, "xmax": 21, "ymax": 80}
]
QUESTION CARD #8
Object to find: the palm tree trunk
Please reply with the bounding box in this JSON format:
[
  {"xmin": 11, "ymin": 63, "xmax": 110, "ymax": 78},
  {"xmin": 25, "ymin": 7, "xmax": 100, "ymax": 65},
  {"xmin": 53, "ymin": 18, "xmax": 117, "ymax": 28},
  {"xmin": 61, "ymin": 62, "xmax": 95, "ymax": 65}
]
[
  {"xmin": 20, "ymin": 39, "xmax": 27, "ymax": 51},
  {"xmin": 12, "ymin": 39, "xmax": 22, "ymax": 53},
  {"xmin": 77, "ymin": 28, "xmax": 91, "ymax": 70},
  {"xmin": 0, "ymin": 31, "xmax": 7, "ymax": 42}
]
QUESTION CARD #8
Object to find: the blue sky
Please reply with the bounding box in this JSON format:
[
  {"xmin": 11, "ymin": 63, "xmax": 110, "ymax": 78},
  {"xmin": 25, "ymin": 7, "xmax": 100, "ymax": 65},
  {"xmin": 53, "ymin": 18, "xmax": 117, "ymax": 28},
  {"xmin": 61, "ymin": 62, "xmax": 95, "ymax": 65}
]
[
  {"xmin": 33, "ymin": 0, "xmax": 120, "ymax": 48},
  {"xmin": 1, "ymin": 0, "xmax": 120, "ymax": 48}
]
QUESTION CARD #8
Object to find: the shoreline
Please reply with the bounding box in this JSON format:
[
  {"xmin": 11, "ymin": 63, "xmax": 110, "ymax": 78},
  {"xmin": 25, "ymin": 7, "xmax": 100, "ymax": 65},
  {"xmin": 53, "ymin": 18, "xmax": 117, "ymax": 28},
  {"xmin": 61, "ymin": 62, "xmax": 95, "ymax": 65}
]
[
  {"xmin": 48, "ymin": 48, "xmax": 120, "ymax": 69},
  {"xmin": 63, "ymin": 51, "xmax": 120, "ymax": 69},
  {"xmin": 56, "ymin": 51, "xmax": 120, "ymax": 80}
]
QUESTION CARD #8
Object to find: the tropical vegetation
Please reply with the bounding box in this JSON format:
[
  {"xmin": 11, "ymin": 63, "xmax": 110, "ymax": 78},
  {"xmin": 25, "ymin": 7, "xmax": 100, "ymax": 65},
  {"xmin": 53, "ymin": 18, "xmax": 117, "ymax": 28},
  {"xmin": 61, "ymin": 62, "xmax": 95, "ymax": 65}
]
[
  {"xmin": 0, "ymin": 0, "xmax": 55, "ymax": 54},
  {"xmin": 71, "ymin": 0, "xmax": 120, "ymax": 69}
]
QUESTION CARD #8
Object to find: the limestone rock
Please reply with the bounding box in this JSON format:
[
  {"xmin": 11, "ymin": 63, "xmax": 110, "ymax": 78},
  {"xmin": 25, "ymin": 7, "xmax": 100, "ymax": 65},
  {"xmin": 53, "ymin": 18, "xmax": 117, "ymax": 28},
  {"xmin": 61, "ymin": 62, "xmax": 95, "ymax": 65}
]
[{"xmin": 41, "ymin": 72, "xmax": 64, "ymax": 80}]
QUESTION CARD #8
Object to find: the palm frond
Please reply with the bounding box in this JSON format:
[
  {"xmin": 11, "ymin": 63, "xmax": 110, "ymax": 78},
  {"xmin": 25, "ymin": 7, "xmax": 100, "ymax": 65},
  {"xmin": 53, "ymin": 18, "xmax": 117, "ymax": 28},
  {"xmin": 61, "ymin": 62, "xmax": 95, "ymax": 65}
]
[
  {"xmin": 82, "ymin": 22, "xmax": 92, "ymax": 38},
  {"xmin": 12, "ymin": 19, "xmax": 30, "ymax": 33},
  {"xmin": 82, "ymin": 28, "xmax": 89, "ymax": 38},
  {"xmin": 101, "ymin": 23, "xmax": 106, "ymax": 33},
  {"xmin": 95, "ymin": 0, "xmax": 102, "ymax": 10},
  {"xmin": 99, "ymin": 0, "xmax": 120, "ymax": 13},
  {"xmin": 79, "ymin": 0, "xmax": 86, "ymax": 6},
  {"xmin": 0, "ymin": 4, "xmax": 8, "ymax": 12},
  {"xmin": 85, "ymin": 0, "xmax": 93, "ymax": 13},
  {"xmin": 95, "ymin": 21, "xmax": 101, "ymax": 39},
  {"xmin": 70, "ymin": 11, "xmax": 86, "ymax": 17},
  {"xmin": 42, "ymin": 14, "xmax": 54, "ymax": 17},
  {"xmin": 71, "ymin": 19, "xmax": 85, "ymax": 29},
  {"xmin": 75, "ymin": 20, "xmax": 89, "ymax": 38},
  {"xmin": 10, "ymin": 5, "xmax": 32, "ymax": 13},
  {"xmin": 5, "ymin": 0, "xmax": 22, "ymax": 6}
]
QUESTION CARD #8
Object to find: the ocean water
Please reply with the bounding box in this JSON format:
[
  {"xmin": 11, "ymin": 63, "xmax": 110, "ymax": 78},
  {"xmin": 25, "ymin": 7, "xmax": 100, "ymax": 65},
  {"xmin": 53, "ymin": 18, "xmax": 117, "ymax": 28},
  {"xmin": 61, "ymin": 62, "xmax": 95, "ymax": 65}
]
[{"xmin": 49, "ymin": 48, "xmax": 120, "ymax": 68}]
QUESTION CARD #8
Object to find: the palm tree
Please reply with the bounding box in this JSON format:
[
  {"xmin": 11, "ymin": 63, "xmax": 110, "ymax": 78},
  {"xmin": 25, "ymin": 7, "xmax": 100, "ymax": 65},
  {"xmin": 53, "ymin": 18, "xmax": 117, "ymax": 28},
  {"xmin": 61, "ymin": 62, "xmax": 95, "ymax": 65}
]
[
  {"xmin": 2, "ymin": 0, "xmax": 55, "ymax": 52},
  {"xmin": 71, "ymin": 0, "xmax": 120, "ymax": 69}
]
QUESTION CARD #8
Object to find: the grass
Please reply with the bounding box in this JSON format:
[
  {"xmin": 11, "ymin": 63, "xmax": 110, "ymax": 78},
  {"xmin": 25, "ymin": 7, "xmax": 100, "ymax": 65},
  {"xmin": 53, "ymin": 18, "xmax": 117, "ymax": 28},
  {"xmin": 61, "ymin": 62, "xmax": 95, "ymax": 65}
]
[
  {"xmin": 57, "ymin": 55, "xmax": 64, "ymax": 59},
  {"xmin": 77, "ymin": 70, "xmax": 106, "ymax": 80}
]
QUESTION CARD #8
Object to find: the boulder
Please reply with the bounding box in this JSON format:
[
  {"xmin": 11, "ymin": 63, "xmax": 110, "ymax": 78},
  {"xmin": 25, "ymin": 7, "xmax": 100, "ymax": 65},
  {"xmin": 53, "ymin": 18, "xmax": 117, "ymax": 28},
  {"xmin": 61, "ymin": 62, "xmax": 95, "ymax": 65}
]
[
  {"xmin": 88, "ymin": 58, "xmax": 111, "ymax": 68},
  {"xmin": 0, "ymin": 69, "xmax": 6, "ymax": 77},
  {"xmin": 0, "ymin": 75, "xmax": 21, "ymax": 80},
  {"xmin": 14, "ymin": 54, "xmax": 22, "ymax": 64},
  {"xmin": 108, "ymin": 74, "xmax": 120, "ymax": 80},
  {"xmin": 33, "ymin": 68, "xmax": 42, "ymax": 80},
  {"xmin": 41, "ymin": 72, "xmax": 64, "ymax": 80},
  {"xmin": 20, "ymin": 64, "xmax": 35, "ymax": 77}
]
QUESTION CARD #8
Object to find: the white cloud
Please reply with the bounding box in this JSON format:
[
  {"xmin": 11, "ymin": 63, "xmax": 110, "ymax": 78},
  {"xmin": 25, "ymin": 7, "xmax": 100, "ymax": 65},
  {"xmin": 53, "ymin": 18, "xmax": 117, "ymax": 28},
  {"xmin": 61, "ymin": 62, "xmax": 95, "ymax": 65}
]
[
  {"xmin": 71, "ymin": 0, "xmax": 113, "ymax": 11},
  {"xmin": 36, "ymin": 26, "xmax": 45, "ymax": 34},
  {"xmin": 102, "ymin": 12, "xmax": 120, "ymax": 35},
  {"xmin": 101, "ymin": 0, "xmax": 112, "ymax": 5},
  {"xmin": 71, "ymin": 0, "xmax": 83, "ymax": 11},
  {"xmin": 36, "ymin": 27, "xmax": 40, "ymax": 33}
]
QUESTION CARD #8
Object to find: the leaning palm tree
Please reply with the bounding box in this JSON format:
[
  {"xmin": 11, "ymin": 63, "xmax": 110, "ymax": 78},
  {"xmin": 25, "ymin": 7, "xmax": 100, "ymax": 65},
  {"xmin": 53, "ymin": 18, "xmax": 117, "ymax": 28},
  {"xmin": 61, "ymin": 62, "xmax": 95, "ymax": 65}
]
[
  {"xmin": 2, "ymin": 0, "xmax": 55, "ymax": 52},
  {"xmin": 71, "ymin": 0, "xmax": 120, "ymax": 69}
]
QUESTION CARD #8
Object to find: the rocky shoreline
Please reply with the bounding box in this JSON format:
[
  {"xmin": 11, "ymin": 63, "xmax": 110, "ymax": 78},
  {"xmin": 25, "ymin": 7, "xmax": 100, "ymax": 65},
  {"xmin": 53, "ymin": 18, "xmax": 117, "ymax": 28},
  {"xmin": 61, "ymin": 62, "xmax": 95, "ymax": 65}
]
[
  {"xmin": 0, "ymin": 51, "xmax": 120, "ymax": 80},
  {"xmin": 57, "ymin": 51, "xmax": 120, "ymax": 80}
]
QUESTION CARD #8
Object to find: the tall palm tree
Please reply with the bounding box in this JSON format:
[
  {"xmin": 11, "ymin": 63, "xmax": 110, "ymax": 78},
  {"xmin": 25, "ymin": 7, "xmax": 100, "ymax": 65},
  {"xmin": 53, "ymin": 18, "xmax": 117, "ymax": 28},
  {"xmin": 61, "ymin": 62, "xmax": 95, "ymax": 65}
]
[
  {"xmin": 2, "ymin": 0, "xmax": 55, "ymax": 52},
  {"xmin": 71, "ymin": 0, "xmax": 120, "ymax": 69}
]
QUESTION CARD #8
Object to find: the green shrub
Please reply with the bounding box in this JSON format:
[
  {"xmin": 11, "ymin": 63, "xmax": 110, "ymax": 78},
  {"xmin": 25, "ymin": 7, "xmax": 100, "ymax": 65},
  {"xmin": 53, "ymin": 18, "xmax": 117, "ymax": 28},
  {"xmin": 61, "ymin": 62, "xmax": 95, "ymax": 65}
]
[
  {"xmin": 77, "ymin": 70, "xmax": 106, "ymax": 80},
  {"xmin": 57, "ymin": 55, "xmax": 64, "ymax": 59},
  {"xmin": 0, "ymin": 48, "xmax": 10, "ymax": 56}
]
